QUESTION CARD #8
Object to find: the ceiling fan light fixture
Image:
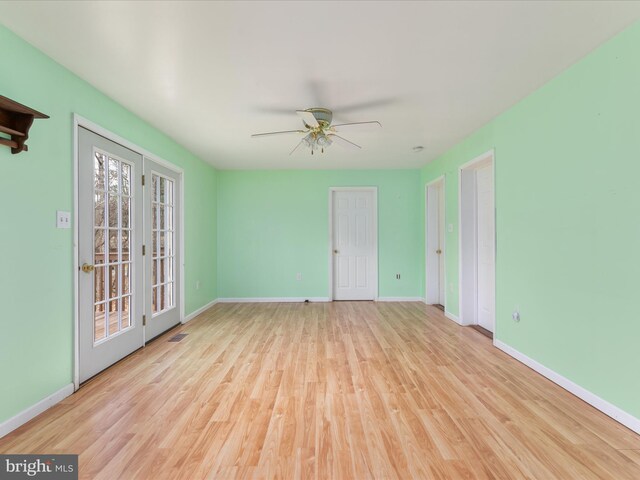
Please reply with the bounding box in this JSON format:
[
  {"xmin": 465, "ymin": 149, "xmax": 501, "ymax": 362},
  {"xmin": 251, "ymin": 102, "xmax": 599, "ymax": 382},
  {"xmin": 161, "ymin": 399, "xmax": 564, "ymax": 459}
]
[
  {"xmin": 302, "ymin": 132, "xmax": 315, "ymax": 147},
  {"xmin": 316, "ymin": 134, "xmax": 332, "ymax": 148}
]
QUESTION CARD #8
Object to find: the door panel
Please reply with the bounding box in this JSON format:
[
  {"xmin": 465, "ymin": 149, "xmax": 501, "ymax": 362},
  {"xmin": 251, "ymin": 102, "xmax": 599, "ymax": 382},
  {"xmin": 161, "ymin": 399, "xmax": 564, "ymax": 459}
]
[
  {"xmin": 437, "ymin": 183, "xmax": 445, "ymax": 305},
  {"xmin": 144, "ymin": 160, "xmax": 181, "ymax": 341},
  {"xmin": 332, "ymin": 190, "xmax": 376, "ymax": 300},
  {"xmin": 426, "ymin": 181, "xmax": 445, "ymax": 306},
  {"xmin": 476, "ymin": 164, "xmax": 495, "ymax": 331},
  {"xmin": 78, "ymin": 127, "xmax": 144, "ymax": 383}
]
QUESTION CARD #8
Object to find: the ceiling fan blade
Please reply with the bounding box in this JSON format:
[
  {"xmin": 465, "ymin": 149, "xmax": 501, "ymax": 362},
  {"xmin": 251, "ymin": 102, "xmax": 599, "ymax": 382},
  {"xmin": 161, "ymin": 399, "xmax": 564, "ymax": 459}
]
[
  {"xmin": 328, "ymin": 134, "xmax": 361, "ymax": 150},
  {"xmin": 251, "ymin": 129, "xmax": 305, "ymax": 138},
  {"xmin": 253, "ymin": 106, "xmax": 300, "ymax": 115},
  {"xmin": 289, "ymin": 139, "xmax": 305, "ymax": 156},
  {"xmin": 331, "ymin": 121, "xmax": 382, "ymax": 132},
  {"xmin": 296, "ymin": 110, "xmax": 319, "ymax": 128},
  {"xmin": 335, "ymin": 97, "xmax": 400, "ymax": 113}
]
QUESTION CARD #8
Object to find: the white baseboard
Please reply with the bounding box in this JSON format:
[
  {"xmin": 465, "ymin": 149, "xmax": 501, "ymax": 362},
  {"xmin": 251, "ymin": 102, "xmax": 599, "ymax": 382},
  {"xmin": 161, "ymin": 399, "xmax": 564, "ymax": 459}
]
[
  {"xmin": 377, "ymin": 297, "xmax": 425, "ymax": 302},
  {"xmin": 494, "ymin": 339, "xmax": 640, "ymax": 435},
  {"xmin": 0, "ymin": 383, "xmax": 74, "ymax": 439},
  {"xmin": 183, "ymin": 298, "xmax": 219, "ymax": 323},
  {"xmin": 217, "ymin": 297, "xmax": 330, "ymax": 303}
]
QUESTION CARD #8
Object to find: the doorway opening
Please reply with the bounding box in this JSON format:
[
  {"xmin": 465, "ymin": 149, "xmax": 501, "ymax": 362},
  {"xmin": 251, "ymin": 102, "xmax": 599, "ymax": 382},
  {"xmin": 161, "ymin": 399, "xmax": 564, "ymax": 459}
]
[
  {"xmin": 425, "ymin": 177, "xmax": 445, "ymax": 310},
  {"xmin": 459, "ymin": 150, "xmax": 495, "ymax": 335}
]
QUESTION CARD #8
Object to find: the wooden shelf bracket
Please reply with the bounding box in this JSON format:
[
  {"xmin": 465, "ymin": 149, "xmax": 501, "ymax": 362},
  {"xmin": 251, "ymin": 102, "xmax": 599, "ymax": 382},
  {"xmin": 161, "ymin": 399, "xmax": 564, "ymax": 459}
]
[{"xmin": 0, "ymin": 95, "xmax": 49, "ymax": 154}]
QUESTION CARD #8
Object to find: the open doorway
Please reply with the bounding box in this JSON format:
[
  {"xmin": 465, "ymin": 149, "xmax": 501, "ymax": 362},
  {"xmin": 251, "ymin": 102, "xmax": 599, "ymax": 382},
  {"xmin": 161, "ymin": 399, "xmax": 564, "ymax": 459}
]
[
  {"xmin": 425, "ymin": 177, "xmax": 445, "ymax": 310},
  {"xmin": 459, "ymin": 150, "xmax": 495, "ymax": 336}
]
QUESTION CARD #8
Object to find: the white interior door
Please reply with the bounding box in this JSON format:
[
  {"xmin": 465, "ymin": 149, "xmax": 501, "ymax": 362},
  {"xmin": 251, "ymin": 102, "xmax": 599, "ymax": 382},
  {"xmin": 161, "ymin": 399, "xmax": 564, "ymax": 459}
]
[
  {"xmin": 437, "ymin": 183, "xmax": 446, "ymax": 305},
  {"xmin": 144, "ymin": 160, "xmax": 181, "ymax": 341},
  {"xmin": 476, "ymin": 163, "xmax": 495, "ymax": 331},
  {"xmin": 426, "ymin": 180, "xmax": 445, "ymax": 306},
  {"xmin": 78, "ymin": 127, "xmax": 144, "ymax": 383},
  {"xmin": 332, "ymin": 189, "xmax": 377, "ymax": 300}
]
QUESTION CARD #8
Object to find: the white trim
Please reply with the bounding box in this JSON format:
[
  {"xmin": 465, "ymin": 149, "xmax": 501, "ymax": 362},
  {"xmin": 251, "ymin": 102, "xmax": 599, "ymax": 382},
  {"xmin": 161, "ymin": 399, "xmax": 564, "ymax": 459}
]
[
  {"xmin": 73, "ymin": 116, "xmax": 80, "ymax": 390},
  {"xmin": 444, "ymin": 311, "xmax": 462, "ymax": 325},
  {"xmin": 217, "ymin": 297, "xmax": 330, "ymax": 303},
  {"xmin": 0, "ymin": 384, "xmax": 74, "ymax": 439},
  {"xmin": 458, "ymin": 148, "xmax": 495, "ymax": 171},
  {"xmin": 328, "ymin": 187, "xmax": 379, "ymax": 301},
  {"xmin": 494, "ymin": 340, "xmax": 640, "ymax": 435},
  {"xmin": 73, "ymin": 114, "xmax": 187, "ymax": 390},
  {"xmin": 183, "ymin": 299, "xmax": 219, "ymax": 323},
  {"xmin": 376, "ymin": 297, "xmax": 424, "ymax": 302},
  {"xmin": 458, "ymin": 149, "xmax": 495, "ymax": 329},
  {"xmin": 73, "ymin": 115, "xmax": 185, "ymax": 174},
  {"xmin": 425, "ymin": 175, "xmax": 446, "ymax": 307}
]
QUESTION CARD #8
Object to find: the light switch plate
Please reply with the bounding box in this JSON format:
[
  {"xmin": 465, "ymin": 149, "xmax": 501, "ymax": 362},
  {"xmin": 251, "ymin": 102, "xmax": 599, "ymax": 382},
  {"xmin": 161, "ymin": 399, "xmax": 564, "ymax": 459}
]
[{"xmin": 57, "ymin": 211, "xmax": 71, "ymax": 229}]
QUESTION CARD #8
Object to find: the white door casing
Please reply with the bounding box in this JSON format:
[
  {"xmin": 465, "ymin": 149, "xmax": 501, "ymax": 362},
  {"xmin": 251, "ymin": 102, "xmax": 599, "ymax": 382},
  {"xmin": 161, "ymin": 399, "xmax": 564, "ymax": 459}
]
[
  {"xmin": 459, "ymin": 150, "xmax": 496, "ymax": 332},
  {"xmin": 476, "ymin": 163, "xmax": 495, "ymax": 331},
  {"xmin": 330, "ymin": 188, "xmax": 377, "ymax": 301},
  {"xmin": 77, "ymin": 127, "xmax": 144, "ymax": 383}
]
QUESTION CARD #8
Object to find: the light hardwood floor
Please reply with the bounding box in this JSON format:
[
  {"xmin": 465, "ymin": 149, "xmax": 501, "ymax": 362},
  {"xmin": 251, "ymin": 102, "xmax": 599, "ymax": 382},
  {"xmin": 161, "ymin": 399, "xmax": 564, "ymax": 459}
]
[{"xmin": 1, "ymin": 302, "xmax": 639, "ymax": 479}]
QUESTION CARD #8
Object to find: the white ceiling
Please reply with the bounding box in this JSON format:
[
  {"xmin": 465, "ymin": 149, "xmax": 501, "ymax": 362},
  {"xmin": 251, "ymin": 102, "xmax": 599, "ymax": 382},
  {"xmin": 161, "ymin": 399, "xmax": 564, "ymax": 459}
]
[{"xmin": 1, "ymin": 1, "xmax": 639, "ymax": 170}]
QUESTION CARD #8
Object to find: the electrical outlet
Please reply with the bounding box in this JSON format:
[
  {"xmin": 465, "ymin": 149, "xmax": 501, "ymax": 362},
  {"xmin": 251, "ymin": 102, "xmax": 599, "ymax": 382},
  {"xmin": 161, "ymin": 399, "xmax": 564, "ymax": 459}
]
[
  {"xmin": 449, "ymin": 283, "xmax": 454, "ymax": 293},
  {"xmin": 448, "ymin": 223, "xmax": 453, "ymax": 233},
  {"xmin": 395, "ymin": 273, "xmax": 401, "ymax": 280},
  {"xmin": 296, "ymin": 273, "xmax": 302, "ymax": 281},
  {"xmin": 56, "ymin": 211, "xmax": 71, "ymax": 229},
  {"xmin": 196, "ymin": 280, "xmax": 201, "ymax": 290},
  {"xmin": 512, "ymin": 310, "xmax": 520, "ymax": 322}
]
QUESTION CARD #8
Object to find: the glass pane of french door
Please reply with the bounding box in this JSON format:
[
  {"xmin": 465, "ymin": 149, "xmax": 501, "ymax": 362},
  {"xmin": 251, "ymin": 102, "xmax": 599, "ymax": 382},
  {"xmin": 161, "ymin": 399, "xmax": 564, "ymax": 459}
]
[
  {"xmin": 151, "ymin": 174, "xmax": 175, "ymax": 315},
  {"xmin": 93, "ymin": 150, "xmax": 133, "ymax": 343}
]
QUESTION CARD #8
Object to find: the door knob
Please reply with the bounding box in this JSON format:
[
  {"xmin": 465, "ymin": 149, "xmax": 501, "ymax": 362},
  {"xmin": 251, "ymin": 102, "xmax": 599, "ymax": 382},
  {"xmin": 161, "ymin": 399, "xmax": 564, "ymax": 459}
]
[
  {"xmin": 81, "ymin": 263, "xmax": 95, "ymax": 273},
  {"xmin": 436, "ymin": 249, "xmax": 442, "ymax": 254},
  {"xmin": 334, "ymin": 249, "xmax": 339, "ymax": 254}
]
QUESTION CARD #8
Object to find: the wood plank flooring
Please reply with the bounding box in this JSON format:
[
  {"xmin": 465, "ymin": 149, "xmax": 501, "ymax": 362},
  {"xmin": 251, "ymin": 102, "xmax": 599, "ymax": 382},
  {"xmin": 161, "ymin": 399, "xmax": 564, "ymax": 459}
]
[{"xmin": 1, "ymin": 302, "xmax": 639, "ymax": 479}]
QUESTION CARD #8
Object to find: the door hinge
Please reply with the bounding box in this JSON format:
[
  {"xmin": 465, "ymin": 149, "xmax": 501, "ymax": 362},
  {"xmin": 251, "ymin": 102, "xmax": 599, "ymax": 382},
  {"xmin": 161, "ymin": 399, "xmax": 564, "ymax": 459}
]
[
  {"xmin": 142, "ymin": 174, "xmax": 145, "ymax": 186},
  {"xmin": 142, "ymin": 245, "xmax": 146, "ymax": 256},
  {"xmin": 143, "ymin": 315, "xmax": 147, "ymax": 326}
]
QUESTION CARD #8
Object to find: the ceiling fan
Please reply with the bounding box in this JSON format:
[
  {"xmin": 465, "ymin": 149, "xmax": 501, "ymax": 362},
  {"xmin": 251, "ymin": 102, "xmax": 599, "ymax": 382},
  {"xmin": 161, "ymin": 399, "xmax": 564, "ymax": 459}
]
[{"xmin": 251, "ymin": 108, "xmax": 381, "ymax": 155}]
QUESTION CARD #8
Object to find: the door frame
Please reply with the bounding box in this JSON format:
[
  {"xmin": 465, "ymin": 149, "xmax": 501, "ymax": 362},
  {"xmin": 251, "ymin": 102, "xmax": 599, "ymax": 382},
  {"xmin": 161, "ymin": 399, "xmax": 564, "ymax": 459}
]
[
  {"xmin": 73, "ymin": 114, "xmax": 185, "ymax": 390},
  {"xmin": 458, "ymin": 149, "xmax": 496, "ymax": 328},
  {"xmin": 425, "ymin": 176, "xmax": 446, "ymax": 306},
  {"xmin": 327, "ymin": 186, "xmax": 379, "ymax": 301}
]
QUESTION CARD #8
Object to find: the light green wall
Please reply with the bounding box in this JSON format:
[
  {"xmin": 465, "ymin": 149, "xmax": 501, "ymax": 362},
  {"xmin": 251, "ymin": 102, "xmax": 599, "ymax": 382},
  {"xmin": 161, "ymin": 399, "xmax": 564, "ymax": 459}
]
[
  {"xmin": 217, "ymin": 170, "xmax": 423, "ymax": 299},
  {"xmin": 0, "ymin": 25, "xmax": 217, "ymax": 423},
  {"xmin": 421, "ymin": 22, "xmax": 640, "ymax": 418}
]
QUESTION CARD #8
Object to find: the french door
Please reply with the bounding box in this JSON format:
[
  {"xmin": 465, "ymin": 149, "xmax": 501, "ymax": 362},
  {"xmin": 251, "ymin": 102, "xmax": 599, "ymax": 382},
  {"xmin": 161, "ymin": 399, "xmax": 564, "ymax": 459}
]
[
  {"xmin": 78, "ymin": 127, "xmax": 144, "ymax": 383},
  {"xmin": 78, "ymin": 127, "xmax": 182, "ymax": 383},
  {"xmin": 144, "ymin": 160, "xmax": 181, "ymax": 341}
]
